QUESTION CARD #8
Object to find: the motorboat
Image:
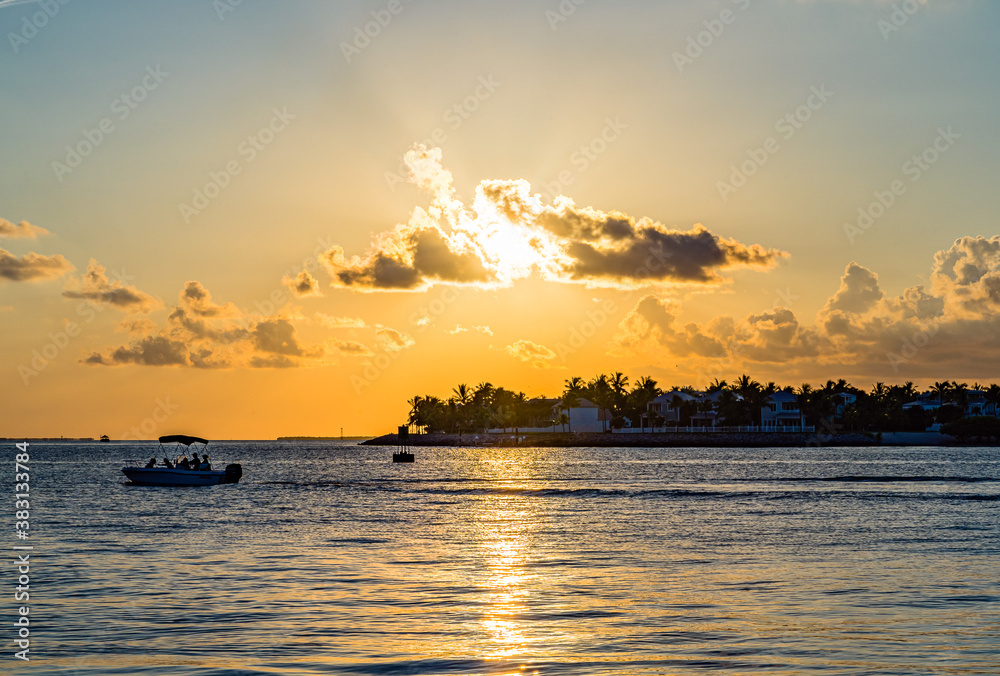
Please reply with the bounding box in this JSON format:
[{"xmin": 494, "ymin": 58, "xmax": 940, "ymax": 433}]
[{"xmin": 121, "ymin": 435, "xmax": 242, "ymax": 486}]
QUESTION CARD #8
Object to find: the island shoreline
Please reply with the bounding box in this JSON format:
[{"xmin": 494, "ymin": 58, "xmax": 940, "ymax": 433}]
[{"xmin": 361, "ymin": 431, "xmax": 972, "ymax": 447}]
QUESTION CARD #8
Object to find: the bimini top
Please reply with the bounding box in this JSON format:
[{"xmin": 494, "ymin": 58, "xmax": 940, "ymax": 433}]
[{"xmin": 158, "ymin": 434, "xmax": 209, "ymax": 446}]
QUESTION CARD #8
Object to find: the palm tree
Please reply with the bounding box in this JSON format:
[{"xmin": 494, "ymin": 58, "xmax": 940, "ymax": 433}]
[
  {"xmin": 670, "ymin": 393, "xmax": 689, "ymax": 427},
  {"xmin": 706, "ymin": 378, "xmax": 728, "ymax": 394},
  {"xmin": 588, "ymin": 374, "xmax": 614, "ymax": 432},
  {"xmin": 796, "ymin": 384, "xmax": 813, "ymax": 429},
  {"xmin": 951, "ymin": 381, "xmax": 969, "ymax": 412},
  {"xmin": 629, "ymin": 376, "xmax": 660, "ymax": 432},
  {"xmin": 985, "ymin": 384, "xmax": 1000, "ymax": 418},
  {"xmin": 931, "ymin": 381, "xmax": 951, "ymax": 408},
  {"xmin": 452, "ymin": 383, "xmax": 472, "ymax": 406},
  {"xmin": 557, "ymin": 412, "xmax": 570, "ymax": 432},
  {"xmin": 561, "ymin": 377, "xmax": 585, "ymax": 433}
]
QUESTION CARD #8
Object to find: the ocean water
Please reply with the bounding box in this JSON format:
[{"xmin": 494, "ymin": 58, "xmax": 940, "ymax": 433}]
[{"xmin": 3, "ymin": 441, "xmax": 998, "ymax": 675}]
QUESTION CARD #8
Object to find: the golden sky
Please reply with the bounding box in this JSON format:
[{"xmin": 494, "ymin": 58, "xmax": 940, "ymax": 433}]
[{"xmin": 2, "ymin": 1, "xmax": 999, "ymax": 438}]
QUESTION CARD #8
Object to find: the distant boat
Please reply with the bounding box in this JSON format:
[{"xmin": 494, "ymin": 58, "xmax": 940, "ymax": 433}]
[
  {"xmin": 121, "ymin": 435, "xmax": 242, "ymax": 486},
  {"xmin": 100, "ymin": 435, "xmax": 110, "ymax": 442}
]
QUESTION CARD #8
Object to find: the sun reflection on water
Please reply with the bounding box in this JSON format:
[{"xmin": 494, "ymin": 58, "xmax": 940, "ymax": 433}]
[{"xmin": 471, "ymin": 472, "xmax": 539, "ymax": 660}]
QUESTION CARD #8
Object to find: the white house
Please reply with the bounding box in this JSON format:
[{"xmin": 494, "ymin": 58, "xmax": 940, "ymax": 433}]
[
  {"xmin": 760, "ymin": 390, "xmax": 803, "ymax": 430},
  {"xmin": 491, "ymin": 397, "xmax": 609, "ymax": 434},
  {"xmin": 556, "ymin": 397, "xmax": 609, "ymax": 433},
  {"xmin": 644, "ymin": 390, "xmax": 724, "ymax": 429}
]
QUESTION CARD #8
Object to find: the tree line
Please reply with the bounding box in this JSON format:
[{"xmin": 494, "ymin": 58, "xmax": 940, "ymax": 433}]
[{"xmin": 405, "ymin": 376, "xmax": 1000, "ymax": 435}]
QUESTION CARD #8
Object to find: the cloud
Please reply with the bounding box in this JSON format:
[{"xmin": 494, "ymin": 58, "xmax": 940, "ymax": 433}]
[
  {"xmin": 610, "ymin": 296, "xmax": 729, "ymax": 359},
  {"xmin": 319, "ymin": 147, "xmax": 785, "ymax": 292},
  {"xmin": 822, "ymin": 262, "xmax": 883, "ymax": 315},
  {"xmin": 314, "ymin": 313, "xmax": 367, "ymax": 329},
  {"xmin": 448, "ymin": 324, "xmax": 493, "ymax": 336},
  {"xmin": 611, "ymin": 237, "xmax": 1000, "ymax": 379},
  {"xmin": 0, "ymin": 248, "xmax": 74, "ymax": 282},
  {"xmin": 0, "ymin": 219, "xmax": 49, "ymax": 239},
  {"xmin": 335, "ymin": 340, "xmax": 374, "ymax": 356},
  {"xmin": 62, "ymin": 259, "xmax": 159, "ymax": 312},
  {"xmin": 505, "ymin": 339, "xmax": 557, "ymax": 368},
  {"xmin": 252, "ymin": 318, "xmax": 304, "ymax": 356},
  {"xmin": 931, "ymin": 235, "xmax": 1000, "ymax": 316},
  {"xmin": 178, "ymin": 281, "xmax": 240, "ymax": 317},
  {"xmin": 283, "ymin": 269, "xmax": 321, "ymax": 297},
  {"xmin": 322, "ymin": 226, "xmax": 495, "ymax": 291},
  {"xmin": 375, "ymin": 325, "xmax": 416, "ymax": 352},
  {"xmin": 85, "ymin": 282, "xmax": 330, "ymax": 369}
]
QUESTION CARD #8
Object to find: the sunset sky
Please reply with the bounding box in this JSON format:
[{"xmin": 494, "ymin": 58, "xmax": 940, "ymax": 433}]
[{"xmin": 2, "ymin": 0, "xmax": 999, "ymax": 438}]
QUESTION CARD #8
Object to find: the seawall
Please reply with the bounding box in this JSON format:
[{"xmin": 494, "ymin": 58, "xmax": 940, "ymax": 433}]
[{"xmin": 361, "ymin": 431, "xmax": 893, "ymax": 448}]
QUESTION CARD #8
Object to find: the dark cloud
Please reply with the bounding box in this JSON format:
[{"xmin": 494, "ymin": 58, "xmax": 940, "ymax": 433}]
[
  {"xmin": 253, "ymin": 318, "xmax": 303, "ymax": 356},
  {"xmin": 179, "ymin": 281, "xmax": 239, "ymax": 317},
  {"xmin": 335, "ymin": 340, "xmax": 374, "ymax": 356},
  {"xmin": 85, "ymin": 282, "xmax": 328, "ymax": 369},
  {"xmin": 283, "ymin": 269, "xmax": 321, "ymax": 297},
  {"xmin": 249, "ymin": 355, "xmax": 297, "ymax": 369},
  {"xmin": 317, "ymin": 148, "xmax": 785, "ymax": 292},
  {"xmin": 564, "ymin": 225, "xmax": 783, "ymax": 285},
  {"xmin": 612, "ymin": 238, "xmax": 1000, "ymax": 378},
  {"xmin": 62, "ymin": 259, "xmax": 158, "ymax": 311},
  {"xmin": 0, "ymin": 248, "xmax": 74, "ymax": 282},
  {"xmin": 109, "ymin": 336, "xmax": 190, "ymax": 366},
  {"xmin": 323, "ymin": 226, "xmax": 494, "ymax": 291}
]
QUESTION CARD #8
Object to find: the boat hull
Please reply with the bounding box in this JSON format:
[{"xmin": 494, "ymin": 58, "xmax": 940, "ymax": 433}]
[{"xmin": 122, "ymin": 467, "xmax": 239, "ymax": 486}]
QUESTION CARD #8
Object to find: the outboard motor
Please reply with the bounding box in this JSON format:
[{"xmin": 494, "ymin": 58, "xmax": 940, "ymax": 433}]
[{"xmin": 223, "ymin": 463, "xmax": 243, "ymax": 484}]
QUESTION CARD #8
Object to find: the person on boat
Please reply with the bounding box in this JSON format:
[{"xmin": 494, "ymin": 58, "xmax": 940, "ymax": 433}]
[
  {"xmin": 190, "ymin": 453, "xmax": 200, "ymax": 470},
  {"xmin": 145, "ymin": 457, "xmax": 156, "ymax": 468},
  {"xmin": 162, "ymin": 457, "xmax": 174, "ymax": 469},
  {"xmin": 177, "ymin": 456, "xmax": 191, "ymax": 469},
  {"xmin": 200, "ymin": 455, "xmax": 212, "ymax": 470}
]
